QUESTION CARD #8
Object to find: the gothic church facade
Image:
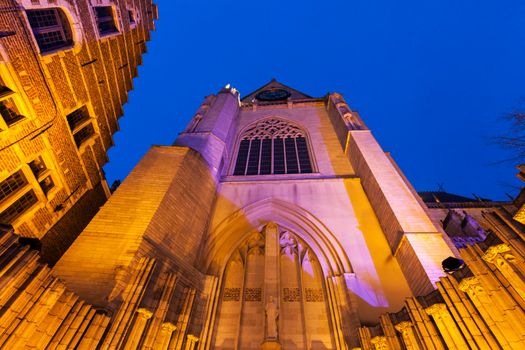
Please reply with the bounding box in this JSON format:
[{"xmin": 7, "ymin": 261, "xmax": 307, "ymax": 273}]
[{"xmin": 51, "ymin": 80, "xmax": 462, "ymax": 349}]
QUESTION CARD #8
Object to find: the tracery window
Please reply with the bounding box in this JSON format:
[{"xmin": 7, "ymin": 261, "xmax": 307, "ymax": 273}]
[
  {"xmin": 233, "ymin": 118, "xmax": 313, "ymax": 176},
  {"xmin": 26, "ymin": 8, "xmax": 73, "ymax": 53}
]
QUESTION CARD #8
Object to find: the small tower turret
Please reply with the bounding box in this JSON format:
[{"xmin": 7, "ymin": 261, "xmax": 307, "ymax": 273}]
[{"xmin": 175, "ymin": 85, "xmax": 240, "ymax": 178}]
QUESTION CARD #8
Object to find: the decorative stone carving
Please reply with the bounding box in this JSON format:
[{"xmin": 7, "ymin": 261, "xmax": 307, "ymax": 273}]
[
  {"xmin": 394, "ymin": 321, "xmax": 413, "ymax": 334},
  {"xmin": 137, "ymin": 308, "xmax": 153, "ymax": 320},
  {"xmin": 305, "ymin": 288, "xmax": 323, "ymax": 302},
  {"xmin": 458, "ymin": 276, "xmax": 483, "ymax": 294},
  {"xmin": 370, "ymin": 336, "xmax": 388, "ymax": 349},
  {"xmin": 425, "ymin": 303, "xmax": 448, "ymax": 319},
  {"xmin": 283, "ymin": 287, "xmax": 301, "ymax": 302},
  {"xmin": 482, "ymin": 244, "xmax": 511, "ymax": 264},
  {"xmin": 223, "ymin": 288, "xmax": 241, "ymax": 302},
  {"xmin": 241, "ymin": 118, "xmax": 306, "ymax": 141},
  {"xmin": 280, "ymin": 231, "xmax": 297, "ymax": 256},
  {"xmin": 265, "ymin": 296, "xmax": 279, "ymax": 339},
  {"xmin": 161, "ymin": 322, "xmax": 177, "ymax": 333},
  {"xmin": 244, "ymin": 288, "xmax": 262, "ymax": 301},
  {"xmin": 247, "ymin": 231, "xmax": 265, "ymax": 256}
]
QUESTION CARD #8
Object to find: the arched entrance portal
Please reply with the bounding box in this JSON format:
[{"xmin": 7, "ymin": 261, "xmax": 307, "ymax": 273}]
[{"xmin": 212, "ymin": 222, "xmax": 335, "ymax": 350}]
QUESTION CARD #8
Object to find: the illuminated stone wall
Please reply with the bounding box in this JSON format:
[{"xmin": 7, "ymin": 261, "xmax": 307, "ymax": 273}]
[
  {"xmin": 0, "ymin": 0, "xmax": 157, "ymax": 264},
  {"xmin": 5, "ymin": 80, "xmax": 522, "ymax": 349},
  {"xmin": 356, "ymin": 208, "xmax": 525, "ymax": 350}
]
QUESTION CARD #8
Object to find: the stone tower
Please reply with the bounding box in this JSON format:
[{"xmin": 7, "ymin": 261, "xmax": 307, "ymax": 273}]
[
  {"xmin": 0, "ymin": 0, "xmax": 157, "ymax": 265},
  {"xmin": 51, "ymin": 80, "xmax": 460, "ymax": 349}
]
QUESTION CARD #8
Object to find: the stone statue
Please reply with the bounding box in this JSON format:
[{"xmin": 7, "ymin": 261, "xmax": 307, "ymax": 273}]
[{"xmin": 265, "ymin": 296, "xmax": 279, "ymax": 339}]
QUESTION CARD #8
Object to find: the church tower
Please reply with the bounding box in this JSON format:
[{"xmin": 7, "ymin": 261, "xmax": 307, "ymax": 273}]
[{"xmin": 52, "ymin": 80, "xmax": 457, "ymax": 349}]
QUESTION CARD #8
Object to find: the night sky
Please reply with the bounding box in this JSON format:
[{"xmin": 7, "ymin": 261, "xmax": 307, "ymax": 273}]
[{"xmin": 104, "ymin": 0, "xmax": 525, "ymax": 200}]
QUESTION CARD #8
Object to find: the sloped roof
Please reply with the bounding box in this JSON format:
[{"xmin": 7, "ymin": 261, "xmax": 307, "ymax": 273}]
[
  {"xmin": 418, "ymin": 191, "xmax": 478, "ymax": 203},
  {"xmin": 241, "ymin": 79, "xmax": 313, "ymax": 102}
]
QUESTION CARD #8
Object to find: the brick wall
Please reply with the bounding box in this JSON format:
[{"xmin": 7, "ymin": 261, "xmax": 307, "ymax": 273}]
[{"xmin": 0, "ymin": 0, "xmax": 156, "ymax": 263}]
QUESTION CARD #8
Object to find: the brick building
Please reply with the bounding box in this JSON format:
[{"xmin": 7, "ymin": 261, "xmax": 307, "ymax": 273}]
[{"xmin": 0, "ymin": 0, "xmax": 157, "ymax": 264}]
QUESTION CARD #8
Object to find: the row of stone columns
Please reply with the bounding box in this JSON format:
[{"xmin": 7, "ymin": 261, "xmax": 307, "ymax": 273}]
[{"xmin": 356, "ymin": 237, "xmax": 525, "ymax": 349}]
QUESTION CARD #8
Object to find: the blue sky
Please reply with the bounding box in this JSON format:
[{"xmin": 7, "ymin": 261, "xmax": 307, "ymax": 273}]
[{"xmin": 105, "ymin": 0, "xmax": 525, "ymax": 200}]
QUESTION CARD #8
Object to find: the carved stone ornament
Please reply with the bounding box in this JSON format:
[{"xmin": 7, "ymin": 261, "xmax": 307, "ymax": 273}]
[
  {"xmin": 425, "ymin": 303, "xmax": 448, "ymax": 318},
  {"xmin": 136, "ymin": 308, "xmax": 153, "ymax": 319},
  {"xmin": 247, "ymin": 231, "xmax": 265, "ymax": 256},
  {"xmin": 482, "ymin": 243, "xmax": 511, "ymax": 263},
  {"xmin": 161, "ymin": 322, "xmax": 177, "ymax": 333},
  {"xmin": 265, "ymin": 296, "xmax": 279, "ymax": 339},
  {"xmin": 394, "ymin": 321, "xmax": 413, "ymax": 334},
  {"xmin": 458, "ymin": 276, "xmax": 483, "ymax": 294},
  {"xmin": 280, "ymin": 231, "xmax": 297, "ymax": 255},
  {"xmin": 370, "ymin": 336, "xmax": 388, "ymax": 349}
]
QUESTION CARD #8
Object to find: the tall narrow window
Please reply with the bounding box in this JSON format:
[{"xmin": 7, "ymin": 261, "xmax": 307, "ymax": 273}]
[
  {"xmin": 233, "ymin": 118, "xmax": 313, "ymax": 176},
  {"xmin": 94, "ymin": 6, "xmax": 118, "ymax": 35},
  {"xmin": 26, "ymin": 8, "xmax": 73, "ymax": 53}
]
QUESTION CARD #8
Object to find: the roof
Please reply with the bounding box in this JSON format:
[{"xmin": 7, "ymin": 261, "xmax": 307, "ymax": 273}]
[
  {"xmin": 418, "ymin": 191, "xmax": 507, "ymax": 209},
  {"xmin": 418, "ymin": 191, "xmax": 479, "ymax": 203},
  {"xmin": 241, "ymin": 79, "xmax": 314, "ymax": 102}
]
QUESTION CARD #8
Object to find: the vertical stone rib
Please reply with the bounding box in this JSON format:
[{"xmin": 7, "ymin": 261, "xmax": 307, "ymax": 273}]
[
  {"xmin": 142, "ymin": 273, "xmax": 178, "ymax": 349},
  {"xmin": 76, "ymin": 313, "xmax": 109, "ymax": 350},
  {"xmin": 196, "ymin": 275, "xmax": 218, "ymax": 350},
  {"xmin": 101, "ymin": 257, "xmax": 156, "ymax": 349},
  {"xmin": 2, "ymin": 279, "xmax": 66, "ymax": 349},
  {"xmin": 404, "ymin": 298, "xmax": 445, "ymax": 350},
  {"xmin": 155, "ymin": 322, "xmax": 177, "ymax": 350},
  {"xmin": 325, "ymin": 277, "xmax": 347, "ymax": 350},
  {"xmin": 31, "ymin": 291, "xmax": 79, "ymax": 349},
  {"xmin": 379, "ymin": 314, "xmax": 403, "ymax": 350},
  {"xmin": 68, "ymin": 308, "xmax": 96, "ymax": 348},
  {"xmin": 56, "ymin": 304, "xmax": 92, "ymax": 349},
  {"xmin": 0, "ymin": 251, "xmax": 40, "ymax": 309},
  {"xmin": 0, "ymin": 271, "xmax": 54, "ymax": 345},
  {"xmin": 170, "ymin": 288, "xmax": 196, "ymax": 350},
  {"xmin": 46, "ymin": 300, "xmax": 85, "ymax": 349},
  {"xmin": 124, "ymin": 308, "xmax": 153, "ymax": 348}
]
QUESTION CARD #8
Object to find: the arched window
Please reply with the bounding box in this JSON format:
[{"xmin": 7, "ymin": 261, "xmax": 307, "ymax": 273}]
[
  {"xmin": 26, "ymin": 8, "xmax": 73, "ymax": 53},
  {"xmin": 233, "ymin": 118, "xmax": 313, "ymax": 176}
]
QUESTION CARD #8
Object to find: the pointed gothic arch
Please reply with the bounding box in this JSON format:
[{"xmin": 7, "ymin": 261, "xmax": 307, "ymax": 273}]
[
  {"xmin": 202, "ymin": 198, "xmax": 353, "ymax": 278},
  {"xmin": 231, "ymin": 117, "xmax": 316, "ymax": 176}
]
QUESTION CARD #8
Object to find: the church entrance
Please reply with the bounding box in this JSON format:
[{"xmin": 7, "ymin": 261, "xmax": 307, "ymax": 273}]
[{"xmin": 212, "ymin": 223, "xmax": 335, "ymax": 350}]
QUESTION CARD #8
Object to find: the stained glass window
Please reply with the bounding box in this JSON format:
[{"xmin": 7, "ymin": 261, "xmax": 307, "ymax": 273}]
[{"xmin": 233, "ymin": 119, "xmax": 313, "ymax": 176}]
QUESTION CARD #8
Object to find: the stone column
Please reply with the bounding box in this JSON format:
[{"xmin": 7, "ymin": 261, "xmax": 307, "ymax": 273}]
[
  {"xmin": 482, "ymin": 244, "xmax": 525, "ymax": 302},
  {"xmin": 155, "ymin": 322, "xmax": 177, "ymax": 350},
  {"xmin": 184, "ymin": 334, "xmax": 199, "ymax": 350},
  {"xmin": 261, "ymin": 223, "xmax": 282, "ymax": 350},
  {"xmin": 425, "ymin": 304, "xmax": 468, "ymax": 349},
  {"xmin": 395, "ymin": 322, "xmax": 422, "ymax": 350},
  {"xmin": 125, "ymin": 308, "xmax": 153, "ymax": 348},
  {"xmin": 459, "ymin": 277, "xmax": 525, "ymax": 348}
]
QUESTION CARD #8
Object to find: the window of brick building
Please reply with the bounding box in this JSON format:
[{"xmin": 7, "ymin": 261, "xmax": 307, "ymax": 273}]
[
  {"xmin": 94, "ymin": 6, "xmax": 119, "ymax": 35},
  {"xmin": 0, "ymin": 98, "xmax": 24, "ymax": 127},
  {"xmin": 0, "ymin": 171, "xmax": 28, "ymax": 202},
  {"xmin": 128, "ymin": 10, "xmax": 136, "ymax": 25},
  {"xmin": 26, "ymin": 8, "xmax": 73, "ymax": 53},
  {"xmin": 0, "ymin": 190, "xmax": 38, "ymax": 225},
  {"xmin": 0, "ymin": 156, "xmax": 56, "ymax": 225},
  {"xmin": 66, "ymin": 106, "xmax": 95, "ymax": 148},
  {"xmin": 233, "ymin": 118, "xmax": 314, "ymax": 176},
  {"xmin": 0, "ymin": 170, "xmax": 36, "ymax": 225}
]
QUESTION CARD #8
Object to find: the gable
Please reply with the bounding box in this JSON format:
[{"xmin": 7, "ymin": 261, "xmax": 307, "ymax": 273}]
[{"xmin": 241, "ymin": 79, "xmax": 313, "ymax": 102}]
